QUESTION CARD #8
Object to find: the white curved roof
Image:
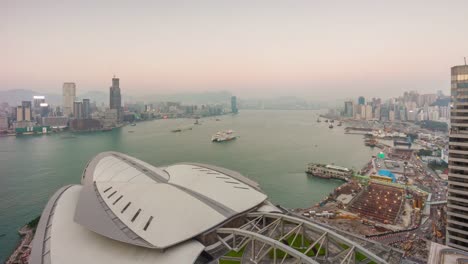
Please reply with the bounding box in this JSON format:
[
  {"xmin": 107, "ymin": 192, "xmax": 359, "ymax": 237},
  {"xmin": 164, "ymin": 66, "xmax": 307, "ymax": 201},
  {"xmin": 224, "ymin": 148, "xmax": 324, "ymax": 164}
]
[
  {"xmin": 76, "ymin": 152, "xmax": 267, "ymax": 249},
  {"xmin": 42, "ymin": 185, "xmax": 205, "ymax": 264}
]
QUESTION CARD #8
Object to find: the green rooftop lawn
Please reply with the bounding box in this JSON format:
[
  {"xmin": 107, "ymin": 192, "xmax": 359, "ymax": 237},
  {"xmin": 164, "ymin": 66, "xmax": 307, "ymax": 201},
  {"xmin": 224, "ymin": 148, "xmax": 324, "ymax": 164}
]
[
  {"xmin": 340, "ymin": 244, "xmax": 376, "ymax": 264},
  {"xmin": 269, "ymin": 234, "xmax": 326, "ymax": 258}
]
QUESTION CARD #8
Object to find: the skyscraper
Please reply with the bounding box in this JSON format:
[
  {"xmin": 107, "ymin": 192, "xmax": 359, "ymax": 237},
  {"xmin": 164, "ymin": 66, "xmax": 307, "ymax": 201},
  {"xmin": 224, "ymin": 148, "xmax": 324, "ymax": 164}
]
[
  {"xmin": 109, "ymin": 77, "xmax": 122, "ymax": 122},
  {"xmin": 21, "ymin": 101, "xmax": 32, "ymax": 121},
  {"xmin": 33, "ymin": 96, "xmax": 45, "ymax": 110},
  {"xmin": 231, "ymin": 96, "xmax": 238, "ymax": 114},
  {"xmin": 73, "ymin": 101, "xmax": 83, "ymax": 119},
  {"xmin": 447, "ymin": 64, "xmax": 468, "ymax": 251},
  {"xmin": 63, "ymin": 83, "xmax": 76, "ymax": 117},
  {"xmin": 344, "ymin": 101, "xmax": 354, "ymax": 117},
  {"xmin": 358, "ymin": 96, "xmax": 365, "ymax": 105},
  {"xmin": 82, "ymin": 99, "xmax": 91, "ymax": 119}
]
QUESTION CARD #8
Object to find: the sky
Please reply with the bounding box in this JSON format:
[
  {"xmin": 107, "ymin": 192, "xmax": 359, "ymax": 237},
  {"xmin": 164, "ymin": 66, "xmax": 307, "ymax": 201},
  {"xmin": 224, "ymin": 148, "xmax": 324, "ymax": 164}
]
[{"xmin": 2, "ymin": 0, "xmax": 468, "ymax": 100}]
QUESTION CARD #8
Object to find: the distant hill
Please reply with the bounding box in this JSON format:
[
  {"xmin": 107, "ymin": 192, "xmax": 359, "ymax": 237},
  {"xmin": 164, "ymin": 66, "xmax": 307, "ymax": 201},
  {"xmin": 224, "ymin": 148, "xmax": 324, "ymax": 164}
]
[
  {"xmin": 77, "ymin": 91, "xmax": 108, "ymax": 106},
  {"xmin": 0, "ymin": 89, "xmax": 233, "ymax": 107},
  {"xmin": 0, "ymin": 89, "xmax": 62, "ymax": 106},
  {"xmin": 141, "ymin": 91, "xmax": 232, "ymax": 105}
]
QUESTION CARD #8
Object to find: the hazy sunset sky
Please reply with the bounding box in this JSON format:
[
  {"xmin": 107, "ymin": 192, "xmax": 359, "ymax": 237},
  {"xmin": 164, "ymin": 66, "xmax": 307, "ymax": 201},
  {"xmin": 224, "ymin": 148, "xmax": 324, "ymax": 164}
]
[{"xmin": 2, "ymin": 0, "xmax": 468, "ymax": 99}]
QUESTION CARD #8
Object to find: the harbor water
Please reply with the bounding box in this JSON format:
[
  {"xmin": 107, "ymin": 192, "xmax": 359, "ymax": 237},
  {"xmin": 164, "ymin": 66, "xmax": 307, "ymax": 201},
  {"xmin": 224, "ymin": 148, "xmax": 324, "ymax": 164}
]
[{"xmin": 0, "ymin": 110, "xmax": 378, "ymax": 261}]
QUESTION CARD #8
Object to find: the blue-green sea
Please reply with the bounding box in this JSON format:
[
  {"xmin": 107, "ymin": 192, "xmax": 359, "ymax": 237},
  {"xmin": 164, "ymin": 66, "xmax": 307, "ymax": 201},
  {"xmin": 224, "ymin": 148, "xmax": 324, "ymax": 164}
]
[{"xmin": 0, "ymin": 110, "xmax": 377, "ymax": 261}]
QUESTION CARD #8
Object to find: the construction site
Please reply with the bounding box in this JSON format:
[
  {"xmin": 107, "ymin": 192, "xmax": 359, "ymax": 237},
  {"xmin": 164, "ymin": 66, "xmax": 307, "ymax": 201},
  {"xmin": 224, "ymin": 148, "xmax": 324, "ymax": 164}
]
[{"xmin": 298, "ymin": 135, "xmax": 452, "ymax": 262}]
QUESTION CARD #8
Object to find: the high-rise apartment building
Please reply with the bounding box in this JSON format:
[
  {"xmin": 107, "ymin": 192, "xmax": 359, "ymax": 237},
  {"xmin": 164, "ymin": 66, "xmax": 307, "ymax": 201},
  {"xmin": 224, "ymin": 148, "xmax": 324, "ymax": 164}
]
[
  {"xmin": 358, "ymin": 96, "xmax": 366, "ymax": 105},
  {"xmin": 16, "ymin": 106, "xmax": 23, "ymax": 121},
  {"xmin": 365, "ymin": 104, "xmax": 373, "ymax": 120},
  {"xmin": 109, "ymin": 77, "xmax": 122, "ymax": 122},
  {"xmin": 447, "ymin": 64, "xmax": 468, "ymax": 251},
  {"xmin": 0, "ymin": 114, "xmax": 8, "ymax": 130},
  {"xmin": 21, "ymin": 101, "xmax": 32, "ymax": 121},
  {"xmin": 33, "ymin": 96, "xmax": 45, "ymax": 110},
  {"xmin": 73, "ymin": 101, "xmax": 83, "ymax": 119},
  {"xmin": 231, "ymin": 96, "xmax": 238, "ymax": 114},
  {"xmin": 82, "ymin": 99, "xmax": 91, "ymax": 119},
  {"xmin": 63, "ymin": 83, "xmax": 76, "ymax": 117},
  {"xmin": 344, "ymin": 101, "xmax": 354, "ymax": 117}
]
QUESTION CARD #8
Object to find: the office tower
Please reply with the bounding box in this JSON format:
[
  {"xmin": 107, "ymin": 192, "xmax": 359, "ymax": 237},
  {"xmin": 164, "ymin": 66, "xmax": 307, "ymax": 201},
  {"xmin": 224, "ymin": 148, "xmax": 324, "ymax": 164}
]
[
  {"xmin": 365, "ymin": 104, "xmax": 373, "ymax": 120},
  {"xmin": 40, "ymin": 103, "xmax": 50, "ymax": 118},
  {"xmin": 82, "ymin": 99, "xmax": 91, "ymax": 119},
  {"xmin": 360, "ymin": 105, "xmax": 366, "ymax": 120},
  {"xmin": 231, "ymin": 96, "xmax": 238, "ymax": 114},
  {"xmin": 0, "ymin": 114, "xmax": 8, "ymax": 130},
  {"xmin": 16, "ymin": 106, "xmax": 23, "ymax": 121},
  {"xmin": 33, "ymin": 96, "xmax": 45, "ymax": 111},
  {"xmin": 389, "ymin": 110, "xmax": 395, "ymax": 121},
  {"xmin": 447, "ymin": 64, "xmax": 468, "ymax": 251},
  {"xmin": 374, "ymin": 105, "xmax": 381, "ymax": 120},
  {"xmin": 21, "ymin": 101, "xmax": 32, "ymax": 121},
  {"xmin": 358, "ymin": 96, "xmax": 365, "ymax": 105},
  {"xmin": 63, "ymin": 83, "xmax": 76, "ymax": 117},
  {"xmin": 344, "ymin": 101, "xmax": 354, "ymax": 117},
  {"xmin": 73, "ymin": 101, "xmax": 83, "ymax": 119},
  {"xmin": 109, "ymin": 76, "xmax": 122, "ymax": 122}
]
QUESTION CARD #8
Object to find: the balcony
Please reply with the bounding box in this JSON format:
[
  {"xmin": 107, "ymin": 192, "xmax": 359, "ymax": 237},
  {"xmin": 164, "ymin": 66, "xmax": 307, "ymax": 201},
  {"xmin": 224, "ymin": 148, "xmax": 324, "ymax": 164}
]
[
  {"xmin": 447, "ymin": 210, "xmax": 468, "ymax": 220},
  {"xmin": 452, "ymin": 116, "xmax": 468, "ymax": 120},
  {"xmin": 449, "ymin": 157, "xmax": 468, "ymax": 163},
  {"xmin": 452, "ymin": 123, "xmax": 468, "ymax": 128},
  {"xmin": 449, "ymin": 165, "xmax": 468, "ymax": 171},
  {"xmin": 449, "ymin": 181, "xmax": 468, "ymax": 188},
  {"xmin": 450, "ymin": 142, "xmax": 468, "ymax": 147},
  {"xmin": 449, "ymin": 173, "xmax": 468, "ymax": 180},
  {"xmin": 452, "ymin": 109, "xmax": 468, "ymax": 113},
  {"xmin": 447, "ymin": 242, "xmax": 468, "ymax": 252},
  {"xmin": 447, "ymin": 226, "xmax": 468, "ymax": 236},
  {"xmin": 448, "ymin": 218, "xmax": 468, "ymax": 228},
  {"xmin": 448, "ymin": 203, "xmax": 468, "ymax": 212},
  {"xmin": 449, "ymin": 149, "xmax": 468, "ymax": 155},
  {"xmin": 448, "ymin": 195, "xmax": 468, "ymax": 204}
]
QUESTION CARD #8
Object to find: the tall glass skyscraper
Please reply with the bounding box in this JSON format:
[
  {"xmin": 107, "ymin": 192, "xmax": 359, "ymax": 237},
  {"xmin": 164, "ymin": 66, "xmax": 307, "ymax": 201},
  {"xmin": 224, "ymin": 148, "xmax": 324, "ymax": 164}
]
[
  {"xmin": 231, "ymin": 96, "xmax": 238, "ymax": 114},
  {"xmin": 62, "ymin": 82, "xmax": 76, "ymax": 117},
  {"xmin": 447, "ymin": 64, "xmax": 468, "ymax": 251},
  {"xmin": 109, "ymin": 77, "xmax": 122, "ymax": 122}
]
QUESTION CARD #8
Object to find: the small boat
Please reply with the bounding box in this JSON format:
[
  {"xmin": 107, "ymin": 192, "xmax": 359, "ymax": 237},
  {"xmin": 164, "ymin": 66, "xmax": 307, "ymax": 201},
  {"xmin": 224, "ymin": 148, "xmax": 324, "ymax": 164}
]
[
  {"xmin": 194, "ymin": 119, "xmax": 201, "ymax": 125},
  {"xmin": 330, "ymin": 120, "xmax": 334, "ymax": 123},
  {"xmin": 130, "ymin": 123, "xmax": 136, "ymax": 126},
  {"xmin": 215, "ymin": 118, "xmax": 221, "ymax": 121},
  {"xmin": 316, "ymin": 118, "xmax": 321, "ymax": 123},
  {"xmin": 325, "ymin": 119, "xmax": 329, "ymax": 123},
  {"xmin": 212, "ymin": 130, "xmax": 237, "ymax": 142},
  {"xmin": 329, "ymin": 124, "xmax": 334, "ymax": 129},
  {"xmin": 337, "ymin": 121, "xmax": 342, "ymax": 126},
  {"xmin": 171, "ymin": 129, "xmax": 182, "ymax": 133}
]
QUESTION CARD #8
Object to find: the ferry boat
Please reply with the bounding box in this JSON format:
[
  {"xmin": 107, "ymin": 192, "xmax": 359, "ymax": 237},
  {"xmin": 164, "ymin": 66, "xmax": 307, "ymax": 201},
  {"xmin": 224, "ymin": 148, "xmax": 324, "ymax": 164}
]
[
  {"xmin": 306, "ymin": 163, "xmax": 353, "ymax": 180},
  {"xmin": 211, "ymin": 130, "xmax": 237, "ymax": 142}
]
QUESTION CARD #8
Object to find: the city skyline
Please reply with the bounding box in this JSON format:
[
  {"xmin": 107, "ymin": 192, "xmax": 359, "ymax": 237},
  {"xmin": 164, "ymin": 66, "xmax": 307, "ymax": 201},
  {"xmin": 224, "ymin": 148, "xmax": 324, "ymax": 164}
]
[{"xmin": 3, "ymin": 0, "xmax": 468, "ymax": 99}]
